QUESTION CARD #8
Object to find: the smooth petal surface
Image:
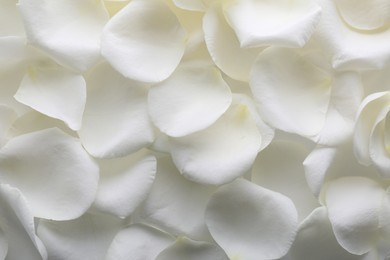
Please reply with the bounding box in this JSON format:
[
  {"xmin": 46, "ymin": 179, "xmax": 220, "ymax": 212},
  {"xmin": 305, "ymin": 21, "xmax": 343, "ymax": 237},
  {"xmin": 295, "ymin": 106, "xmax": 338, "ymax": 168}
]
[
  {"xmin": 137, "ymin": 156, "xmax": 216, "ymax": 241},
  {"xmin": 156, "ymin": 237, "xmax": 228, "ymax": 260},
  {"xmin": 0, "ymin": 228, "xmax": 6, "ymax": 260},
  {"xmin": 0, "ymin": 128, "xmax": 99, "ymax": 220},
  {"xmin": 250, "ymin": 47, "xmax": 331, "ymax": 138},
  {"xmin": 205, "ymin": 179, "xmax": 298, "ymax": 260},
  {"xmin": 105, "ymin": 224, "xmax": 175, "ymax": 260},
  {"xmin": 101, "ymin": 0, "xmax": 186, "ymax": 83},
  {"xmin": 0, "ymin": 0, "xmax": 25, "ymax": 37},
  {"xmin": 223, "ymin": 0, "xmax": 321, "ymax": 48},
  {"xmin": 19, "ymin": 0, "xmax": 109, "ymax": 71},
  {"xmin": 93, "ymin": 150, "xmax": 156, "ymax": 218},
  {"xmin": 0, "ymin": 184, "xmax": 47, "ymax": 260},
  {"xmin": 14, "ymin": 62, "xmax": 86, "ymax": 131},
  {"xmin": 148, "ymin": 62, "xmax": 232, "ymax": 137},
  {"xmin": 173, "ymin": 0, "xmax": 213, "ymax": 11},
  {"xmin": 203, "ymin": 3, "xmax": 262, "ymax": 81},
  {"xmin": 79, "ymin": 62, "xmax": 154, "ymax": 158},
  {"xmin": 37, "ymin": 213, "xmax": 124, "ymax": 260},
  {"xmin": 169, "ymin": 97, "xmax": 262, "ymax": 185},
  {"xmin": 0, "ymin": 105, "xmax": 17, "ymax": 147}
]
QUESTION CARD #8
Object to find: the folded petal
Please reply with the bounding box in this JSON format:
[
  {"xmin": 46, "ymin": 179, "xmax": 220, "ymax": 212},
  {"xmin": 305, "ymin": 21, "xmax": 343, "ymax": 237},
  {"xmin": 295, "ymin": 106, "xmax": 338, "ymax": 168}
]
[
  {"xmin": 0, "ymin": 128, "xmax": 99, "ymax": 220},
  {"xmin": 92, "ymin": 150, "xmax": 156, "ymax": 218},
  {"xmin": 223, "ymin": 0, "xmax": 321, "ymax": 48},
  {"xmin": 250, "ymin": 47, "xmax": 331, "ymax": 138},
  {"xmin": 169, "ymin": 97, "xmax": 262, "ymax": 185},
  {"xmin": 105, "ymin": 224, "xmax": 175, "ymax": 260},
  {"xmin": 156, "ymin": 237, "xmax": 228, "ymax": 260},
  {"xmin": 19, "ymin": 0, "xmax": 109, "ymax": 71},
  {"xmin": 79, "ymin": 62, "xmax": 154, "ymax": 158},
  {"xmin": 14, "ymin": 62, "xmax": 86, "ymax": 131},
  {"xmin": 205, "ymin": 179, "xmax": 298, "ymax": 260},
  {"xmin": 101, "ymin": 0, "xmax": 186, "ymax": 83},
  {"xmin": 203, "ymin": 3, "xmax": 262, "ymax": 81},
  {"xmin": 37, "ymin": 213, "xmax": 125, "ymax": 260},
  {"xmin": 148, "ymin": 62, "xmax": 231, "ymax": 137},
  {"xmin": 137, "ymin": 156, "xmax": 216, "ymax": 241},
  {"xmin": 0, "ymin": 184, "xmax": 47, "ymax": 260}
]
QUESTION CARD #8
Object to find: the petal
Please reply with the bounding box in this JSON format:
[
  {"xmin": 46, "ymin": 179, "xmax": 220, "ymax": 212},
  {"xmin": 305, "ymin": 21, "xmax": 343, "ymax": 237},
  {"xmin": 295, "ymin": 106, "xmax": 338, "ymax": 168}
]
[
  {"xmin": 0, "ymin": 228, "xmax": 7, "ymax": 260},
  {"xmin": 205, "ymin": 179, "xmax": 298, "ymax": 260},
  {"xmin": 0, "ymin": 128, "xmax": 99, "ymax": 220},
  {"xmin": 79, "ymin": 62, "xmax": 155, "ymax": 159},
  {"xmin": 19, "ymin": 0, "xmax": 109, "ymax": 71},
  {"xmin": 0, "ymin": 184, "xmax": 47, "ymax": 260},
  {"xmin": 252, "ymin": 140, "xmax": 319, "ymax": 222},
  {"xmin": 148, "ymin": 62, "xmax": 232, "ymax": 137},
  {"xmin": 223, "ymin": 0, "xmax": 321, "ymax": 48},
  {"xmin": 250, "ymin": 47, "xmax": 331, "ymax": 138},
  {"xmin": 105, "ymin": 224, "xmax": 175, "ymax": 260},
  {"xmin": 92, "ymin": 150, "xmax": 156, "ymax": 218},
  {"xmin": 101, "ymin": 0, "xmax": 186, "ymax": 83},
  {"xmin": 0, "ymin": 105, "xmax": 17, "ymax": 147},
  {"xmin": 172, "ymin": 0, "xmax": 212, "ymax": 11},
  {"xmin": 0, "ymin": 0, "xmax": 25, "ymax": 37},
  {"xmin": 169, "ymin": 97, "xmax": 262, "ymax": 185},
  {"xmin": 14, "ymin": 62, "xmax": 86, "ymax": 131},
  {"xmin": 137, "ymin": 156, "xmax": 216, "ymax": 241},
  {"xmin": 324, "ymin": 177, "xmax": 386, "ymax": 255},
  {"xmin": 203, "ymin": 3, "xmax": 262, "ymax": 81},
  {"xmin": 37, "ymin": 213, "xmax": 125, "ymax": 260},
  {"xmin": 156, "ymin": 237, "xmax": 228, "ymax": 260},
  {"xmin": 369, "ymin": 111, "xmax": 390, "ymax": 176}
]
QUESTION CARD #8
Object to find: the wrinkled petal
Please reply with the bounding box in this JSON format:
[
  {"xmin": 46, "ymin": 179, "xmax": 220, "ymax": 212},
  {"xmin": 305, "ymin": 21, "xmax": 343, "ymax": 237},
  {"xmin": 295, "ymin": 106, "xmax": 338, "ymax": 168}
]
[
  {"xmin": 223, "ymin": 0, "xmax": 321, "ymax": 48},
  {"xmin": 250, "ymin": 47, "xmax": 331, "ymax": 138},
  {"xmin": 205, "ymin": 179, "xmax": 298, "ymax": 260},
  {"xmin": 252, "ymin": 140, "xmax": 319, "ymax": 222},
  {"xmin": 203, "ymin": 3, "xmax": 262, "ymax": 82},
  {"xmin": 92, "ymin": 150, "xmax": 156, "ymax": 218},
  {"xmin": 0, "ymin": 184, "xmax": 47, "ymax": 260},
  {"xmin": 14, "ymin": 62, "xmax": 86, "ymax": 131},
  {"xmin": 0, "ymin": 128, "xmax": 99, "ymax": 220},
  {"xmin": 37, "ymin": 213, "xmax": 124, "ymax": 260},
  {"xmin": 101, "ymin": 0, "xmax": 186, "ymax": 83},
  {"xmin": 148, "ymin": 62, "xmax": 232, "ymax": 137},
  {"xmin": 79, "ymin": 62, "xmax": 154, "ymax": 159},
  {"xmin": 105, "ymin": 224, "xmax": 175, "ymax": 260},
  {"xmin": 169, "ymin": 97, "xmax": 262, "ymax": 185},
  {"xmin": 156, "ymin": 237, "xmax": 228, "ymax": 260},
  {"xmin": 137, "ymin": 156, "xmax": 216, "ymax": 241},
  {"xmin": 19, "ymin": 0, "xmax": 109, "ymax": 71}
]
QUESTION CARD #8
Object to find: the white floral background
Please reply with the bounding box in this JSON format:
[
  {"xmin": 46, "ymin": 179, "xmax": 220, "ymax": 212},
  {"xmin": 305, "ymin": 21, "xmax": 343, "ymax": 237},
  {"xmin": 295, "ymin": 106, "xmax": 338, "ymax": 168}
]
[{"xmin": 1, "ymin": 0, "xmax": 390, "ymax": 259}]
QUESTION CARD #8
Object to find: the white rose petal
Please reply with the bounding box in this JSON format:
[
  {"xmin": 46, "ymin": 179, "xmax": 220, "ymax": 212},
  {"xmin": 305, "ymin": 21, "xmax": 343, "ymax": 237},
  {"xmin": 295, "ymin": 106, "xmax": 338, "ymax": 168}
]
[
  {"xmin": 173, "ymin": 0, "xmax": 212, "ymax": 12},
  {"xmin": 0, "ymin": 128, "xmax": 99, "ymax": 220},
  {"xmin": 205, "ymin": 179, "xmax": 298, "ymax": 260},
  {"xmin": 0, "ymin": 0, "xmax": 25, "ymax": 37},
  {"xmin": 0, "ymin": 228, "xmax": 7, "ymax": 260},
  {"xmin": 101, "ymin": 0, "xmax": 187, "ymax": 83}
]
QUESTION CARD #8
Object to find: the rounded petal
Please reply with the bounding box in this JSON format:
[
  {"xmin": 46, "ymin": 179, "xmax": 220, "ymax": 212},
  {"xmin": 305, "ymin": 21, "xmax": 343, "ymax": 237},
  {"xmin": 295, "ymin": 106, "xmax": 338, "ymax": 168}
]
[
  {"xmin": 205, "ymin": 179, "xmax": 298, "ymax": 260},
  {"xmin": 0, "ymin": 128, "xmax": 99, "ymax": 220},
  {"xmin": 148, "ymin": 62, "xmax": 232, "ymax": 137},
  {"xmin": 101, "ymin": 0, "xmax": 186, "ymax": 83},
  {"xmin": 105, "ymin": 224, "xmax": 175, "ymax": 260},
  {"xmin": 19, "ymin": 0, "xmax": 109, "ymax": 71},
  {"xmin": 156, "ymin": 237, "xmax": 228, "ymax": 260},
  {"xmin": 173, "ymin": 0, "xmax": 212, "ymax": 11},
  {"xmin": 250, "ymin": 47, "xmax": 331, "ymax": 138},
  {"xmin": 169, "ymin": 97, "xmax": 262, "ymax": 185},
  {"xmin": 79, "ymin": 62, "xmax": 155, "ymax": 159},
  {"xmin": 37, "ymin": 213, "xmax": 124, "ymax": 260},
  {"xmin": 203, "ymin": 3, "xmax": 262, "ymax": 81},
  {"xmin": 14, "ymin": 63, "xmax": 86, "ymax": 131},
  {"xmin": 137, "ymin": 156, "xmax": 216, "ymax": 241},
  {"xmin": 93, "ymin": 150, "xmax": 156, "ymax": 218},
  {"xmin": 223, "ymin": 0, "xmax": 322, "ymax": 48},
  {"xmin": 369, "ymin": 112, "xmax": 390, "ymax": 175}
]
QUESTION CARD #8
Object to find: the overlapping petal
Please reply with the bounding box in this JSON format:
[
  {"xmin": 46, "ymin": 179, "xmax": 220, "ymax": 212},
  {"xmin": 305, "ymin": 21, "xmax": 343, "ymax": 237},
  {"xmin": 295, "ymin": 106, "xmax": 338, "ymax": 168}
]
[
  {"xmin": 19, "ymin": 0, "xmax": 109, "ymax": 71},
  {"xmin": 0, "ymin": 128, "xmax": 99, "ymax": 220},
  {"xmin": 148, "ymin": 62, "xmax": 232, "ymax": 137},
  {"xmin": 205, "ymin": 179, "xmax": 298, "ymax": 260},
  {"xmin": 101, "ymin": 0, "xmax": 187, "ymax": 83},
  {"xmin": 79, "ymin": 62, "xmax": 154, "ymax": 158}
]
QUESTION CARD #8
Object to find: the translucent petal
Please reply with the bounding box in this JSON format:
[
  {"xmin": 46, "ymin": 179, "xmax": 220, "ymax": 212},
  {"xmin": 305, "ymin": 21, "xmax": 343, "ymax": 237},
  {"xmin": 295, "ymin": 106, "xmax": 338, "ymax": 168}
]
[
  {"xmin": 0, "ymin": 128, "xmax": 99, "ymax": 220},
  {"xmin": 101, "ymin": 0, "xmax": 186, "ymax": 83},
  {"xmin": 205, "ymin": 179, "xmax": 298, "ymax": 260}
]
